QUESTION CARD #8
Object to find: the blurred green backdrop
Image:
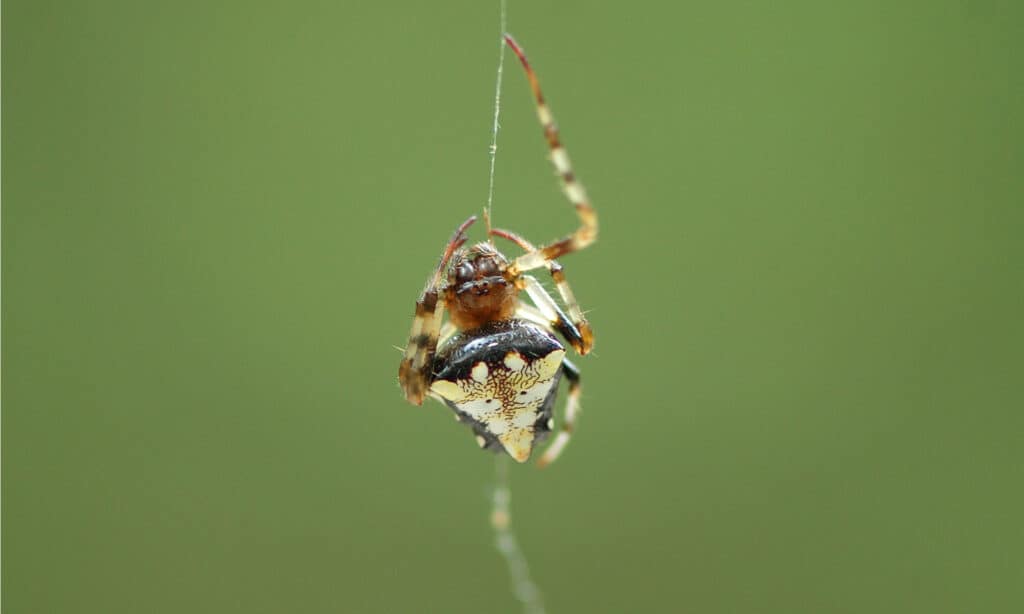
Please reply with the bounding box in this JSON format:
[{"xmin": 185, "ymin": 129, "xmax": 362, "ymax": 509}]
[{"xmin": 4, "ymin": 1, "xmax": 1023, "ymax": 612}]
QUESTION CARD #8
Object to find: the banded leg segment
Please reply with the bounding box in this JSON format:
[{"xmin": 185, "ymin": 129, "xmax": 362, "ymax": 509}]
[
  {"xmin": 398, "ymin": 217, "xmax": 476, "ymax": 405},
  {"xmin": 493, "ymin": 229, "xmax": 594, "ymax": 353},
  {"xmin": 549, "ymin": 262, "xmax": 594, "ymax": 353},
  {"xmin": 537, "ymin": 358, "xmax": 581, "ymax": 468},
  {"xmin": 398, "ymin": 290, "xmax": 444, "ymax": 405},
  {"xmin": 521, "ymin": 275, "xmax": 593, "ymax": 355},
  {"xmin": 504, "ymin": 35, "xmax": 598, "ymax": 274}
]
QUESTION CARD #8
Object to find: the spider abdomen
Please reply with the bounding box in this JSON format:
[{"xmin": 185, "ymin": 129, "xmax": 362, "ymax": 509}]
[{"xmin": 430, "ymin": 320, "xmax": 566, "ymax": 462}]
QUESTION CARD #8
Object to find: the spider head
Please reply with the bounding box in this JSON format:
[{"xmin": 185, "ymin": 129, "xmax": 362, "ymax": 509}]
[{"xmin": 447, "ymin": 243, "xmax": 518, "ymax": 329}]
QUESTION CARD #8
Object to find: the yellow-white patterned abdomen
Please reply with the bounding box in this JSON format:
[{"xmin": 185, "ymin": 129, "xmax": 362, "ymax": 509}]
[{"xmin": 429, "ymin": 321, "xmax": 566, "ymax": 462}]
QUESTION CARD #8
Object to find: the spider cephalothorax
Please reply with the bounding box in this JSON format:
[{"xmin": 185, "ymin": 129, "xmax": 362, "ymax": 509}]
[
  {"xmin": 448, "ymin": 245, "xmax": 517, "ymax": 330},
  {"xmin": 398, "ymin": 35, "xmax": 597, "ymax": 467}
]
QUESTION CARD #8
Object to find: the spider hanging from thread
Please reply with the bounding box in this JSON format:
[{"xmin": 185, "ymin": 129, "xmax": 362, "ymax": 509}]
[{"xmin": 398, "ymin": 34, "xmax": 598, "ymax": 467}]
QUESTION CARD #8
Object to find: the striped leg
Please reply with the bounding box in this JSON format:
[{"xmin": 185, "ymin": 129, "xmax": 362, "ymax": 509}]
[
  {"xmin": 548, "ymin": 261, "xmax": 594, "ymax": 353},
  {"xmin": 398, "ymin": 289, "xmax": 443, "ymax": 405},
  {"xmin": 537, "ymin": 358, "xmax": 582, "ymax": 468},
  {"xmin": 504, "ymin": 35, "xmax": 598, "ymax": 275},
  {"xmin": 398, "ymin": 216, "xmax": 476, "ymax": 405},
  {"xmin": 494, "ymin": 229, "xmax": 594, "ymax": 354},
  {"xmin": 521, "ymin": 275, "xmax": 592, "ymax": 355}
]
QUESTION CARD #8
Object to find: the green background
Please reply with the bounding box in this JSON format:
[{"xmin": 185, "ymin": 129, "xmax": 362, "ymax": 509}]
[{"xmin": 5, "ymin": 1, "xmax": 1022, "ymax": 612}]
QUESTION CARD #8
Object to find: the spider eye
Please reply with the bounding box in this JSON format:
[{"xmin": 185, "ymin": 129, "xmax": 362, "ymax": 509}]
[
  {"xmin": 455, "ymin": 262, "xmax": 474, "ymax": 281},
  {"xmin": 477, "ymin": 258, "xmax": 498, "ymax": 276}
]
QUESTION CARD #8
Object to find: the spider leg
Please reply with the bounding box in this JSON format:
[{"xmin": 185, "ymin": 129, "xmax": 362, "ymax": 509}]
[
  {"xmin": 537, "ymin": 358, "xmax": 581, "ymax": 468},
  {"xmin": 438, "ymin": 321, "xmax": 457, "ymax": 346},
  {"xmin": 513, "ymin": 302, "xmax": 551, "ymax": 329},
  {"xmin": 495, "ymin": 231, "xmax": 595, "ymax": 353},
  {"xmin": 504, "ymin": 35, "xmax": 598, "ymax": 274},
  {"xmin": 548, "ymin": 262, "xmax": 594, "ymax": 353},
  {"xmin": 489, "ymin": 227, "xmax": 535, "ymax": 252},
  {"xmin": 398, "ymin": 216, "xmax": 476, "ymax": 405},
  {"xmin": 521, "ymin": 274, "xmax": 594, "ymax": 355}
]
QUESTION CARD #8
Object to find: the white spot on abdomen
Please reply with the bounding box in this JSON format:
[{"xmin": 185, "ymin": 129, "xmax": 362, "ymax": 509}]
[{"xmin": 504, "ymin": 351, "xmax": 526, "ymax": 372}]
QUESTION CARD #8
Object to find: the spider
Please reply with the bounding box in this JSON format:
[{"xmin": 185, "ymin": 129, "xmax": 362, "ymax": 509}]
[{"xmin": 398, "ymin": 34, "xmax": 597, "ymax": 467}]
